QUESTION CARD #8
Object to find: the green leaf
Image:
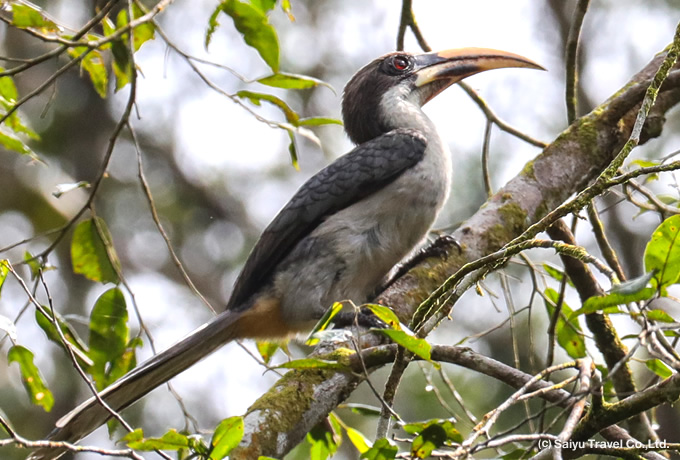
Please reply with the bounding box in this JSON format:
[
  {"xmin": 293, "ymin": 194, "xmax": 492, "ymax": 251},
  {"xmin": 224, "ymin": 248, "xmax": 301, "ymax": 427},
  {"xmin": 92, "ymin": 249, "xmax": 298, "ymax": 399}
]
[
  {"xmin": 0, "ymin": 259, "xmax": 9, "ymax": 297},
  {"xmin": 542, "ymin": 263, "xmax": 574, "ymax": 287},
  {"xmin": 130, "ymin": 4, "xmax": 155, "ymax": 51},
  {"xmin": 345, "ymin": 426, "xmax": 371, "ymax": 454},
  {"xmin": 280, "ymin": 0, "xmax": 294, "ymax": 21},
  {"xmin": 8, "ymin": 345, "xmax": 54, "ymax": 411},
  {"xmin": 207, "ymin": 0, "xmax": 279, "ymax": 72},
  {"xmin": 544, "ymin": 288, "xmax": 586, "ymax": 359},
  {"xmin": 119, "ymin": 427, "xmax": 144, "ymax": 444},
  {"xmin": 361, "ymin": 438, "xmax": 397, "ymax": 460},
  {"xmin": 81, "ymin": 50, "xmax": 109, "ymax": 98},
  {"xmin": 645, "ymin": 215, "xmax": 680, "ymax": 288},
  {"xmin": 210, "ymin": 416, "xmax": 244, "ymax": 460},
  {"xmin": 645, "ymin": 358, "xmax": 673, "ymax": 379},
  {"xmin": 0, "ymin": 129, "xmax": 31, "ymax": 155},
  {"xmin": 256, "ymin": 340, "xmax": 279, "ymax": 364},
  {"xmin": 250, "ymin": 0, "xmax": 276, "ymax": 13},
  {"xmin": 24, "ymin": 251, "xmax": 47, "ymax": 280},
  {"xmin": 411, "ymin": 424, "xmax": 446, "ymax": 459},
  {"xmin": 377, "ymin": 329, "xmax": 436, "ymax": 366},
  {"xmin": 595, "ymin": 364, "xmax": 616, "ymax": 401},
  {"xmin": 126, "ymin": 429, "xmax": 190, "ymax": 451},
  {"xmin": 71, "ymin": 217, "xmax": 120, "ymax": 284},
  {"xmin": 111, "ymin": 11, "xmax": 133, "ymax": 91},
  {"xmin": 339, "ymin": 403, "xmax": 381, "ymax": 416},
  {"xmin": 307, "ymin": 418, "xmax": 341, "ymax": 460},
  {"xmin": 0, "ymin": 73, "xmax": 18, "ymax": 106},
  {"xmin": 287, "ymin": 130, "xmax": 299, "ymax": 170},
  {"xmin": 257, "ymin": 73, "xmax": 332, "ymax": 91},
  {"xmin": 10, "ymin": 3, "xmax": 59, "ymax": 32},
  {"xmin": 297, "ymin": 117, "xmax": 343, "ymax": 127},
  {"xmin": 364, "ymin": 304, "xmax": 401, "ymax": 330},
  {"xmin": 402, "ymin": 419, "xmax": 462, "ymax": 443},
  {"xmin": 306, "ymin": 302, "xmax": 344, "ymax": 345},
  {"xmin": 88, "ymin": 287, "xmax": 130, "ymax": 390},
  {"xmin": 236, "ymin": 90, "xmax": 299, "ymax": 124},
  {"xmin": 572, "ymin": 288, "xmax": 655, "ymax": 318},
  {"xmin": 35, "ymin": 309, "xmax": 93, "ymax": 367},
  {"xmin": 277, "ymin": 358, "xmax": 349, "ymax": 371},
  {"xmin": 645, "ymin": 309, "xmax": 675, "ymax": 323}
]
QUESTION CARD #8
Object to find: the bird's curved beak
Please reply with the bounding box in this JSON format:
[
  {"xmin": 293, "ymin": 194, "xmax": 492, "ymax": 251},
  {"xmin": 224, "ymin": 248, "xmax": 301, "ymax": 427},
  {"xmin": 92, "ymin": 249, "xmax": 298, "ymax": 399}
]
[{"xmin": 413, "ymin": 47, "xmax": 544, "ymax": 103}]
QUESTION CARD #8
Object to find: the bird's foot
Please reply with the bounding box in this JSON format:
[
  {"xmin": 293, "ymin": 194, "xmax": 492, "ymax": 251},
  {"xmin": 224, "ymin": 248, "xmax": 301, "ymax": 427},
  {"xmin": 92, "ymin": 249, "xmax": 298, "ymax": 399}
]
[
  {"xmin": 378, "ymin": 234, "xmax": 461, "ymax": 292},
  {"xmin": 332, "ymin": 308, "xmax": 388, "ymax": 330}
]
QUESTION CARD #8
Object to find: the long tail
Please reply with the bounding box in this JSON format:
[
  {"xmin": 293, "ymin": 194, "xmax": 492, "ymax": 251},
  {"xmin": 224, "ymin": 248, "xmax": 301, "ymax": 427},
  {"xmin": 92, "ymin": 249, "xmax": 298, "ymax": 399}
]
[{"xmin": 29, "ymin": 310, "xmax": 243, "ymax": 460}]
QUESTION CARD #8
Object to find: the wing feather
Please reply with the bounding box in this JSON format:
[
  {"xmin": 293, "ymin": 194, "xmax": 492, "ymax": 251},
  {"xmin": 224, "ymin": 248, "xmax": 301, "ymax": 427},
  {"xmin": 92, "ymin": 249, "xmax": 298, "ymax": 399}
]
[{"xmin": 226, "ymin": 128, "xmax": 427, "ymax": 311}]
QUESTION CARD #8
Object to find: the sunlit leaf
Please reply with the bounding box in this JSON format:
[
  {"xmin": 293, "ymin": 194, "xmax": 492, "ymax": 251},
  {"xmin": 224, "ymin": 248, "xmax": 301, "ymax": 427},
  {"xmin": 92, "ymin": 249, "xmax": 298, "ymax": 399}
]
[
  {"xmin": 280, "ymin": 0, "xmax": 294, "ymax": 21},
  {"xmin": 130, "ymin": 4, "xmax": 155, "ymax": 51},
  {"xmin": 81, "ymin": 50, "xmax": 109, "ymax": 98},
  {"xmin": 0, "ymin": 72, "xmax": 18, "ymax": 106},
  {"xmin": 0, "ymin": 129, "xmax": 31, "ymax": 155},
  {"xmin": 645, "ymin": 215, "xmax": 680, "ymax": 289},
  {"xmin": 361, "ymin": 438, "xmax": 397, "ymax": 460},
  {"xmin": 125, "ymin": 429, "xmax": 190, "ymax": 451},
  {"xmin": 297, "ymin": 117, "xmax": 343, "ymax": 127},
  {"xmin": 364, "ymin": 304, "xmax": 401, "ymax": 330},
  {"xmin": 307, "ymin": 417, "xmax": 341, "ymax": 460},
  {"xmin": 10, "ymin": 3, "xmax": 60, "ymax": 33},
  {"xmin": 646, "ymin": 359, "xmax": 673, "ymax": 379},
  {"xmin": 376, "ymin": 329, "xmax": 436, "ymax": 366},
  {"xmin": 346, "ymin": 426, "xmax": 371, "ymax": 454},
  {"xmin": 250, "ymin": 0, "xmax": 276, "ymax": 14},
  {"xmin": 71, "ymin": 217, "xmax": 120, "ymax": 284},
  {"xmin": 257, "ymin": 73, "xmax": 332, "ymax": 91},
  {"xmin": 645, "ymin": 309, "xmax": 675, "ymax": 323},
  {"xmin": 256, "ymin": 341, "xmax": 279, "ymax": 364},
  {"xmin": 210, "ymin": 416, "xmax": 244, "ymax": 460},
  {"xmin": 206, "ymin": 0, "xmax": 279, "ymax": 72},
  {"xmin": 23, "ymin": 251, "xmax": 42, "ymax": 280},
  {"xmin": 8, "ymin": 345, "xmax": 54, "ymax": 411},
  {"xmin": 236, "ymin": 90, "xmax": 299, "ymax": 124},
  {"xmin": 0, "ymin": 259, "xmax": 9, "ymax": 297},
  {"xmin": 339, "ymin": 403, "xmax": 381, "ymax": 416},
  {"xmin": 306, "ymin": 302, "xmax": 344, "ymax": 346},
  {"xmin": 277, "ymin": 358, "xmax": 349, "ymax": 370}
]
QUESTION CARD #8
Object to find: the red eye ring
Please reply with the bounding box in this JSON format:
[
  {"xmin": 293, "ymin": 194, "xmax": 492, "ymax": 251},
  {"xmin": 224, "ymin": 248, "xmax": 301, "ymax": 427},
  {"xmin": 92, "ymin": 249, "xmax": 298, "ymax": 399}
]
[{"xmin": 392, "ymin": 55, "xmax": 409, "ymax": 71}]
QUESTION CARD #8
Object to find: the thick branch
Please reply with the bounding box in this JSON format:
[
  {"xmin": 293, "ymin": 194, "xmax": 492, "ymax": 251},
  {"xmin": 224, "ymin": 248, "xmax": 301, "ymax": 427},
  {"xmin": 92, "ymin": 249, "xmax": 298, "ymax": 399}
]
[{"xmin": 231, "ymin": 51, "xmax": 680, "ymax": 459}]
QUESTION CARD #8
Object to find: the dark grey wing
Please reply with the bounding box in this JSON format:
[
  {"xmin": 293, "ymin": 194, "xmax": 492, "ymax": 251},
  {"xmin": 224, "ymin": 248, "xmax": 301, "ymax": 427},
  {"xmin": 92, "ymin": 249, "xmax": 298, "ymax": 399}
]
[{"xmin": 226, "ymin": 128, "xmax": 427, "ymax": 311}]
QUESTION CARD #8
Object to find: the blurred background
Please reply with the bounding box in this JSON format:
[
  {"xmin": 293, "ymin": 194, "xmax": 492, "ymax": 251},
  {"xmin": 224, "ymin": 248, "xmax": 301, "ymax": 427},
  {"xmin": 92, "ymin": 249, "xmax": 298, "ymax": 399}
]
[{"xmin": 1, "ymin": 1, "xmax": 679, "ymax": 458}]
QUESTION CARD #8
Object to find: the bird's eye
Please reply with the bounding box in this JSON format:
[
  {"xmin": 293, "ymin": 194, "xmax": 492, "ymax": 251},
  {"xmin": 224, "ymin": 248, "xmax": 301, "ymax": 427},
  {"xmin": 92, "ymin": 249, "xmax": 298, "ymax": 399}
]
[{"xmin": 392, "ymin": 55, "xmax": 410, "ymax": 71}]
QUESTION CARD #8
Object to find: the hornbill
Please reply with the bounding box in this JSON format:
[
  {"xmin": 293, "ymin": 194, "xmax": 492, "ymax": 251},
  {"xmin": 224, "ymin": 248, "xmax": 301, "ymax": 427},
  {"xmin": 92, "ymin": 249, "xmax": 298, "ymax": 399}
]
[{"xmin": 30, "ymin": 47, "xmax": 541, "ymax": 458}]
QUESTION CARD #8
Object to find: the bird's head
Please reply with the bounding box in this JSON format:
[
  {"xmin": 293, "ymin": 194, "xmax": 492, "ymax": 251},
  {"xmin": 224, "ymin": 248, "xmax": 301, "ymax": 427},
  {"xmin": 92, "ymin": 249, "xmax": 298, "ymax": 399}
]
[{"xmin": 342, "ymin": 48, "xmax": 544, "ymax": 145}]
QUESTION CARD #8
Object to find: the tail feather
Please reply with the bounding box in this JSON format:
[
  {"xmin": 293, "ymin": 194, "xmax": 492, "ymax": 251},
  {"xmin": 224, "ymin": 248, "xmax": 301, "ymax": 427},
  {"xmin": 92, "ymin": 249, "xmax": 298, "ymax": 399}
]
[{"xmin": 29, "ymin": 310, "xmax": 242, "ymax": 460}]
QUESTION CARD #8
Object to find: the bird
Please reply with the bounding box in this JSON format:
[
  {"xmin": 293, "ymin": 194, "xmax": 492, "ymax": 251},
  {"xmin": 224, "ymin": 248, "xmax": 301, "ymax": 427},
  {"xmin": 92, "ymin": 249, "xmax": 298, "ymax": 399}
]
[{"xmin": 30, "ymin": 47, "xmax": 542, "ymax": 458}]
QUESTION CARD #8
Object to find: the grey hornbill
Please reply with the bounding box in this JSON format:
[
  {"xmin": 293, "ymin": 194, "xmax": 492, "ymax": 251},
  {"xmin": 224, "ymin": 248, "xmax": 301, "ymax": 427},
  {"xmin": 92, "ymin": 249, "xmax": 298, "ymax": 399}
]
[{"xmin": 31, "ymin": 47, "xmax": 541, "ymax": 458}]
